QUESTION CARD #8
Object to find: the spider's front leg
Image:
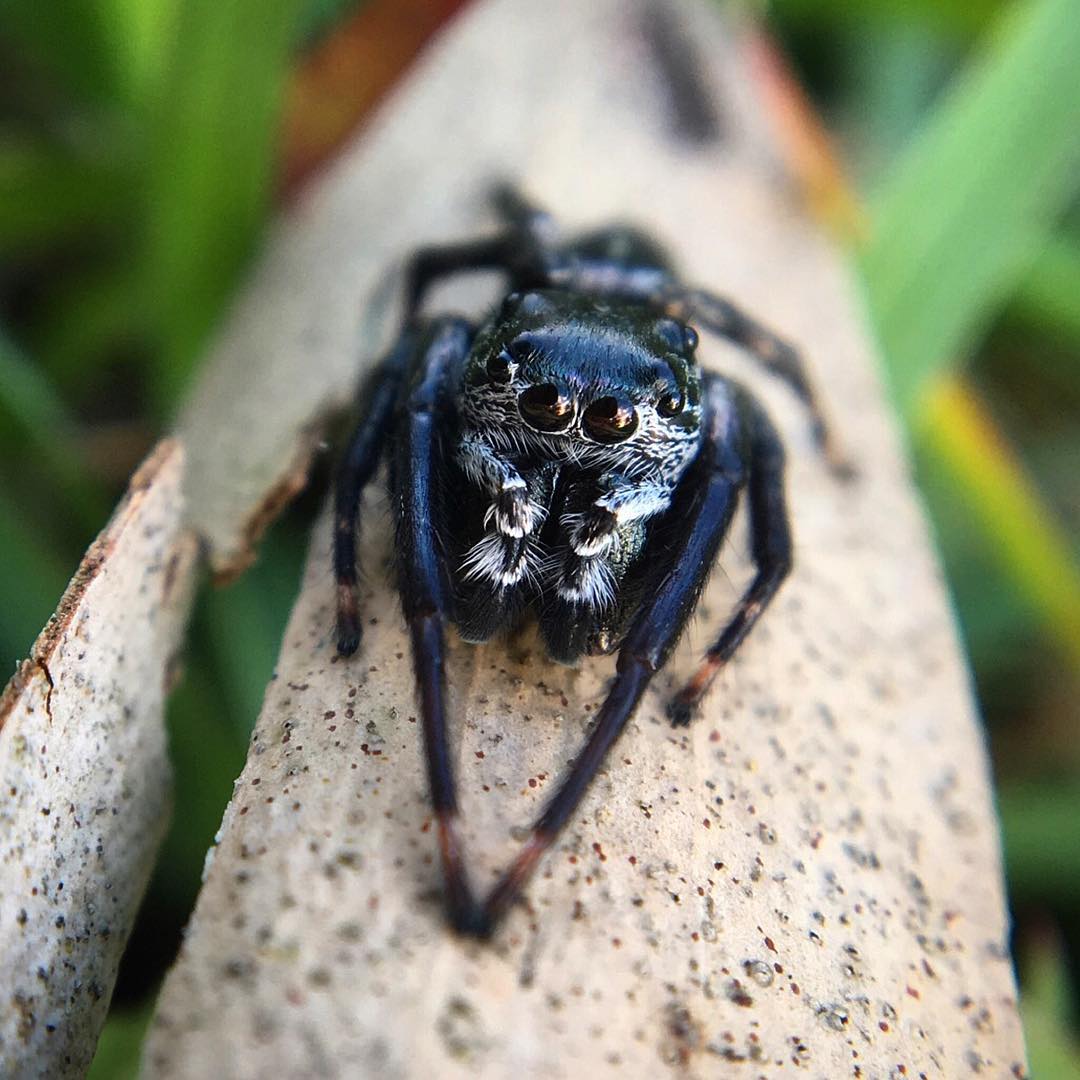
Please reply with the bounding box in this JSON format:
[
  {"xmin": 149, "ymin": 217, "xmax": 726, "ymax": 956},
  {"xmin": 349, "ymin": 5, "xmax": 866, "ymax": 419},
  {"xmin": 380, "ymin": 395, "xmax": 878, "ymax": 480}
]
[
  {"xmin": 457, "ymin": 433, "xmax": 545, "ymax": 551},
  {"xmin": 335, "ymin": 317, "xmax": 485, "ymax": 931},
  {"xmin": 390, "ymin": 316, "xmax": 490, "ymax": 934},
  {"xmin": 667, "ymin": 389, "xmax": 792, "ymax": 725},
  {"xmin": 477, "ymin": 377, "xmax": 752, "ymax": 935},
  {"xmin": 565, "ymin": 473, "xmax": 682, "ymax": 556}
]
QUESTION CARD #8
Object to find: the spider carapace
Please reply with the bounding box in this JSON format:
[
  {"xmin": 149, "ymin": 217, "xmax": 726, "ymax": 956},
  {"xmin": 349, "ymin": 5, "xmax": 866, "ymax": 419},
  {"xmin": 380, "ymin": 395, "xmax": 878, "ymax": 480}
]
[{"xmin": 333, "ymin": 187, "xmax": 844, "ymax": 937}]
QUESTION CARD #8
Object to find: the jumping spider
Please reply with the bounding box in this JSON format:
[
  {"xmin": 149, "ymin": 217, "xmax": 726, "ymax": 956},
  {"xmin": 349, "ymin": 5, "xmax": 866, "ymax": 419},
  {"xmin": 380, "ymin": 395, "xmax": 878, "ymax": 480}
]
[{"xmin": 334, "ymin": 187, "xmax": 845, "ymax": 937}]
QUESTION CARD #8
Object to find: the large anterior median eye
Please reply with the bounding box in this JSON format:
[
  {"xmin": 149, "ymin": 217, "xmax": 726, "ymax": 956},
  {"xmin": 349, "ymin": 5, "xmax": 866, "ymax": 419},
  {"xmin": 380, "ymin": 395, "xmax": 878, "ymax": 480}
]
[
  {"xmin": 583, "ymin": 395, "xmax": 638, "ymax": 442},
  {"xmin": 518, "ymin": 382, "xmax": 574, "ymax": 432}
]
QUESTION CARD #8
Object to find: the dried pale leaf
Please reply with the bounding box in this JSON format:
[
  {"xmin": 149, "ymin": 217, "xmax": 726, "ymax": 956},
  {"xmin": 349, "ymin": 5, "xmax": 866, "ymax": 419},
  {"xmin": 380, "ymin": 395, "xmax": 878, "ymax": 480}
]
[
  {"xmin": 146, "ymin": 1, "xmax": 1026, "ymax": 1076},
  {"xmin": 0, "ymin": 441, "xmax": 198, "ymax": 1078}
]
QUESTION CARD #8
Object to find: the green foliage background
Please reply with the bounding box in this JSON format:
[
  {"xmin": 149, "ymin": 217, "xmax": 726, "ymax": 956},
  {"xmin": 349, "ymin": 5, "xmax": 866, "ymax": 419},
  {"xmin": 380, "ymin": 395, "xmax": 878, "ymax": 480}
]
[{"xmin": 0, "ymin": 0, "xmax": 1077, "ymax": 1072}]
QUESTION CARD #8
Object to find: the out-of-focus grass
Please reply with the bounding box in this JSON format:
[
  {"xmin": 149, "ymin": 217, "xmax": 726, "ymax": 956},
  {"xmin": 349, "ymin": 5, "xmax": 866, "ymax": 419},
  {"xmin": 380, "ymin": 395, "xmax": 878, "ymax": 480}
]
[
  {"xmin": 141, "ymin": 0, "xmax": 305, "ymax": 409},
  {"xmin": 85, "ymin": 1001, "xmax": 153, "ymax": 1080},
  {"xmin": 1015, "ymin": 238, "xmax": 1080, "ymax": 346},
  {"xmin": 855, "ymin": 0, "xmax": 1080, "ymax": 685},
  {"xmin": 1, "ymin": 0, "xmax": 1078, "ymax": 1071},
  {"xmin": 1020, "ymin": 927, "xmax": 1080, "ymax": 1078},
  {"xmin": 844, "ymin": 0, "xmax": 1080, "ymax": 1063},
  {"xmin": 860, "ymin": 0, "xmax": 1080, "ymax": 417},
  {"xmin": 917, "ymin": 376, "xmax": 1080, "ymax": 668}
]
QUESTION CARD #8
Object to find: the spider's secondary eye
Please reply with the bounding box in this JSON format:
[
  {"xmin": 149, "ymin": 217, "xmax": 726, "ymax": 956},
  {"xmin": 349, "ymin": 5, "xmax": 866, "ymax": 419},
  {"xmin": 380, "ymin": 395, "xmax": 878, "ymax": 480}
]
[
  {"xmin": 683, "ymin": 325, "xmax": 699, "ymax": 351},
  {"xmin": 507, "ymin": 339, "xmax": 533, "ymax": 363},
  {"xmin": 654, "ymin": 318, "xmax": 685, "ymax": 351},
  {"xmin": 658, "ymin": 391, "xmax": 684, "ymax": 417},
  {"xmin": 486, "ymin": 351, "xmax": 513, "ymax": 382}
]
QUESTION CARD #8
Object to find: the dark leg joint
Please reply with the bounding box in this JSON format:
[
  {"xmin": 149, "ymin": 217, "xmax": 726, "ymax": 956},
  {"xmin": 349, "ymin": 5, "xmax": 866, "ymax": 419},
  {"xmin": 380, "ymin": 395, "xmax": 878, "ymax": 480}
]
[
  {"xmin": 436, "ymin": 811, "xmax": 485, "ymax": 936},
  {"xmin": 478, "ymin": 831, "xmax": 552, "ymax": 937},
  {"xmin": 336, "ymin": 581, "xmax": 361, "ymax": 656}
]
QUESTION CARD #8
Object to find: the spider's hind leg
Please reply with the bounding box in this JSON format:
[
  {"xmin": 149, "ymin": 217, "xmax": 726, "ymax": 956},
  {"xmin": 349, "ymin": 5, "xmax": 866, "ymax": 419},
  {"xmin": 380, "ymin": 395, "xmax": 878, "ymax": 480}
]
[
  {"xmin": 491, "ymin": 182, "xmax": 557, "ymax": 247},
  {"xmin": 663, "ymin": 286, "xmax": 851, "ymax": 477}
]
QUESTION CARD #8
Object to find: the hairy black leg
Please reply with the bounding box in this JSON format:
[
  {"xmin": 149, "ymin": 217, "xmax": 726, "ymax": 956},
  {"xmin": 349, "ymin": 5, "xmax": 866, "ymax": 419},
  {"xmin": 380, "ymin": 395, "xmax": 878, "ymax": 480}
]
[
  {"xmin": 662, "ymin": 286, "xmax": 851, "ymax": 477},
  {"xmin": 668, "ymin": 390, "xmax": 793, "ymax": 726},
  {"xmin": 394, "ymin": 316, "xmax": 485, "ymax": 934},
  {"xmin": 491, "ymin": 181, "xmax": 557, "ymax": 247},
  {"xmin": 404, "ymin": 238, "xmax": 518, "ymax": 321},
  {"xmin": 475, "ymin": 378, "xmax": 747, "ymax": 935},
  {"xmin": 334, "ymin": 341, "xmax": 411, "ymax": 655}
]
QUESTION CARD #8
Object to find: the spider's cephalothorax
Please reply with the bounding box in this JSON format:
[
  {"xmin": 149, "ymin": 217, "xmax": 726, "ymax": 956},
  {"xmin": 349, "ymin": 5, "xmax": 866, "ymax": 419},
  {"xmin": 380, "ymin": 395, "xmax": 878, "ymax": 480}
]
[
  {"xmin": 333, "ymin": 187, "xmax": 845, "ymax": 937},
  {"xmin": 453, "ymin": 289, "xmax": 705, "ymax": 660}
]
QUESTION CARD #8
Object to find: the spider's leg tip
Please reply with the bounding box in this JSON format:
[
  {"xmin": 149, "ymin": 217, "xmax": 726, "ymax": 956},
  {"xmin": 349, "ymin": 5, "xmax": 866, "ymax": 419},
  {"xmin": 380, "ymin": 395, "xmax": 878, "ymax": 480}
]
[
  {"xmin": 336, "ymin": 628, "xmax": 362, "ymax": 657},
  {"xmin": 666, "ymin": 697, "xmax": 694, "ymax": 728},
  {"xmin": 446, "ymin": 900, "xmax": 493, "ymax": 941}
]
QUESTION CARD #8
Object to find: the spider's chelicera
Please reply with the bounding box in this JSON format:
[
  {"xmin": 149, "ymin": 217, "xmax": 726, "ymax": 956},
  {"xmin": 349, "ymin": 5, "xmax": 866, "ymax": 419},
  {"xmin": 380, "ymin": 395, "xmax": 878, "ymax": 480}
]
[{"xmin": 334, "ymin": 187, "xmax": 844, "ymax": 937}]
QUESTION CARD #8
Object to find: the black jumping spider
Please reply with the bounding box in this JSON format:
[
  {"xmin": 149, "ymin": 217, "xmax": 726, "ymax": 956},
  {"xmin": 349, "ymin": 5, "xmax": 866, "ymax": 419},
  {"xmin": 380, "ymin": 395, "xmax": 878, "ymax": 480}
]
[{"xmin": 334, "ymin": 187, "xmax": 843, "ymax": 937}]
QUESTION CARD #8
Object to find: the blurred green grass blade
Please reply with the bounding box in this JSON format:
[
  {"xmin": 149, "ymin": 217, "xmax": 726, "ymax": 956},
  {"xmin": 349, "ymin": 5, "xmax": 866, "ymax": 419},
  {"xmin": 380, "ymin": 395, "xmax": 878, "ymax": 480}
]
[
  {"xmin": 0, "ymin": 330, "xmax": 109, "ymax": 528},
  {"xmin": 0, "ymin": 486, "xmax": 72, "ymax": 666},
  {"xmin": 841, "ymin": 18, "xmax": 956, "ymax": 182},
  {"xmin": 918, "ymin": 376, "xmax": 1080, "ymax": 670},
  {"xmin": 27, "ymin": 266, "xmax": 145, "ymax": 389},
  {"xmin": 1, "ymin": 0, "xmax": 125, "ymax": 102},
  {"xmin": 0, "ymin": 329, "xmax": 76, "ymax": 434},
  {"xmin": 141, "ymin": 0, "xmax": 304, "ymax": 412},
  {"xmin": 298, "ymin": 0, "xmax": 368, "ymax": 45},
  {"xmin": 86, "ymin": 1001, "xmax": 152, "ymax": 1080},
  {"xmin": 1012, "ymin": 237, "xmax": 1080, "ymax": 347},
  {"xmin": 1000, "ymin": 782, "xmax": 1080, "ymax": 902},
  {"xmin": 96, "ymin": 0, "xmax": 179, "ymax": 103},
  {"xmin": 860, "ymin": 0, "xmax": 1080, "ymax": 415},
  {"xmin": 199, "ymin": 526, "xmax": 306, "ymax": 739},
  {"xmin": 0, "ymin": 136, "xmax": 124, "ymax": 258},
  {"xmin": 1018, "ymin": 927, "xmax": 1080, "ymax": 1079},
  {"xmin": 153, "ymin": 662, "xmax": 249, "ymax": 903},
  {"xmin": 768, "ymin": 0, "xmax": 1008, "ymax": 37}
]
